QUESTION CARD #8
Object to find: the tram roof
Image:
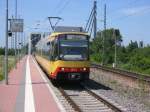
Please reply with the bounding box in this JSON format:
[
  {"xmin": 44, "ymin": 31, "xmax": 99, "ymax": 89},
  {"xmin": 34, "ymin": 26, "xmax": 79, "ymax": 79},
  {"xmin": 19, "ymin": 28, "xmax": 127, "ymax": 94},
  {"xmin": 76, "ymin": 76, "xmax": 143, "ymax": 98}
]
[{"xmin": 50, "ymin": 32, "xmax": 89, "ymax": 37}]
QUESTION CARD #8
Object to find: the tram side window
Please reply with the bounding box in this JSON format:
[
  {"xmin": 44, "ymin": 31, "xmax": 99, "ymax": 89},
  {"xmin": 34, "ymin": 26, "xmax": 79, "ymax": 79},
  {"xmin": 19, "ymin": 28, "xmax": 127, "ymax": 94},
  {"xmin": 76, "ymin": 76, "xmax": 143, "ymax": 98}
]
[
  {"xmin": 49, "ymin": 39, "xmax": 58, "ymax": 61},
  {"xmin": 43, "ymin": 44, "xmax": 47, "ymax": 59},
  {"xmin": 53, "ymin": 39, "xmax": 58, "ymax": 60},
  {"xmin": 49, "ymin": 41, "xmax": 54, "ymax": 61},
  {"xmin": 45, "ymin": 42, "xmax": 50, "ymax": 60},
  {"xmin": 47, "ymin": 41, "xmax": 52, "ymax": 60}
]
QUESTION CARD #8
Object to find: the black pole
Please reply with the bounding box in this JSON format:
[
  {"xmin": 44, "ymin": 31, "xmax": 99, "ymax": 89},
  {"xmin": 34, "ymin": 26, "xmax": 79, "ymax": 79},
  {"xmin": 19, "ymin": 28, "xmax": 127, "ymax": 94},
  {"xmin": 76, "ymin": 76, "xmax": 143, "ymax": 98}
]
[
  {"xmin": 93, "ymin": 1, "xmax": 97, "ymax": 38},
  {"xmin": 102, "ymin": 4, "xmax": 106, "ymax": 65},
  {"xmin": 5, "ymin": 0, "xmax": 9, "ymax": 85},
  {"xmin": 14, "ymin": 0, "xmax": 17, "ymax": 68}
]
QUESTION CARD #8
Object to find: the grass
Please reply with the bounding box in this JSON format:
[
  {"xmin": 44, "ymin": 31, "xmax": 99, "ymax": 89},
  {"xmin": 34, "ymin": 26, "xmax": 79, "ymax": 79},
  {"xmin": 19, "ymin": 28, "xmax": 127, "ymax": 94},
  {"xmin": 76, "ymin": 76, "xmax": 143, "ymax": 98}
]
[
  {"xmin": 0, "ymin": 55, "xmax": 4, "ymax": 81},
  {"xmin": 119, "ymin": 64, "xmax": 150, "ymax": 76},
  {"xmin": 91, "ymin": 59, "xmax": 150, "ymax": 76},
  {"xmin": 0, "ymin": 55, "xmax": 15, "ymax": 81}
]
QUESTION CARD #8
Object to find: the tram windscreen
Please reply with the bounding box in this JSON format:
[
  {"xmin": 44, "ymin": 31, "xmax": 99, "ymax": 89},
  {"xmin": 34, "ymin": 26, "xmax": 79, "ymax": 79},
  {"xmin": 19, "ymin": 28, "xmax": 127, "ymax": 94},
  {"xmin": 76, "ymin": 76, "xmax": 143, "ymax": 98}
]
[{"xmin": 59, "ymin": 39, "xmax": 88, "ymax": 61}]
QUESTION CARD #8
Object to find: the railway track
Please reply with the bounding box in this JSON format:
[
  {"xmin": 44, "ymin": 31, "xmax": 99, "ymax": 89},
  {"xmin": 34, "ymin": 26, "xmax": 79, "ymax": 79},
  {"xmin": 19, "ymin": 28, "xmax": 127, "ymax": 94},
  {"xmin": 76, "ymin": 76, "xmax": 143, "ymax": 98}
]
[
  {"xmin": 58, "ymin": 83, "xmax": 126, "ymax": 112},
  {"xmin": 91, "ymin": 63, "xmax": 150, "ymax": 83},
  {"xmin": 34, "ymin": 57, "xmax": 149, "ymax": 112}
]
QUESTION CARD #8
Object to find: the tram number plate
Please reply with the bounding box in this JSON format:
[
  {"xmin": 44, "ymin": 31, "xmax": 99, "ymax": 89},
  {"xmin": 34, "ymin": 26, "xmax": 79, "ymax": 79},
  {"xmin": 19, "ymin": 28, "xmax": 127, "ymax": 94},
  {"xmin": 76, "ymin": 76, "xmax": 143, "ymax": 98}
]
[{"xmin": 69, "ymin": 73, "xmax": 81, "ymax": 80}]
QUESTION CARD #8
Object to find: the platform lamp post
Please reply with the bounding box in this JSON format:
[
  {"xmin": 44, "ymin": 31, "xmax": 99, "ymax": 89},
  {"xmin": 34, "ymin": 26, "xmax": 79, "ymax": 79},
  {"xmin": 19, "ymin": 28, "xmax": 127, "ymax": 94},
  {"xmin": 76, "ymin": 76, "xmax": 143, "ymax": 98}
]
[{"xmin": 5, "ymin": 0, "xmax": 9, "ymax": 85}]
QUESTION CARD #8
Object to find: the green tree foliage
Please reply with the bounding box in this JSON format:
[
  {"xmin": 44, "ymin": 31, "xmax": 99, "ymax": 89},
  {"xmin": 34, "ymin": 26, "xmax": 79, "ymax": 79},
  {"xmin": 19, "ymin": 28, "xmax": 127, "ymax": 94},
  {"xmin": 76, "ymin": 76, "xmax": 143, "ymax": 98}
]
[
  {"xmin": 125, "ymin": 47, "xmax": 150, "ymax": 74},
  {"xmin": 91, "ymin": 28, "xmax": 122, "ymax": 64},
  {"xmin": 0, "ymin": 44, "xmax": 28, "ymax": 56},
  {"xmin": 139, "ymin": 41, "xmax": 144, "ymax": 48},
  {"xmin": 90, "ymin": 28, "xmax": 150, "ymax": 75},
  {"xmin": 127, "ymin": 40, "xmax": 138, "ymax": 52},
  {"xmin": 0, "ymin": 48, "xmax": 5, "ymax": 55},
  {"xmin": 0, "ymin": 48, "xmax": 15, "ymax": 55}
]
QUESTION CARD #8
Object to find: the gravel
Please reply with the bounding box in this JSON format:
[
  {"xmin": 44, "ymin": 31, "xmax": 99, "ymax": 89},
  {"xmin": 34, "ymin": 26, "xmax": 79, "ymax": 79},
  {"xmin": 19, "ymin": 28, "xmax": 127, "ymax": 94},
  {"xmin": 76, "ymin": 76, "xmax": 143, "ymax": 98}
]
[
  {"xmin": 90, "ymin": 68, "xmax": 150, "ymax": 112},
  {"xmin": 48, "ymin": 82, "xmax": 76, "ymax": 112}
]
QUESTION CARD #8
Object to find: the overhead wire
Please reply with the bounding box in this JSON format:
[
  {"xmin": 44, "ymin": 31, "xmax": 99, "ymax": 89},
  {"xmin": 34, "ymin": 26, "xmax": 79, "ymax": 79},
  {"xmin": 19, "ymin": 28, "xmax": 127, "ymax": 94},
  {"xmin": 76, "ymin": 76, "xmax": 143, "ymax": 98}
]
[
  {"xmin": 97, "ymin": 0, "xmax": 139, "ymax": 23},
  {"xmin": 90, "ymin": 20, "xmax": 94, "ymax": 37},
  {"xmin": 85, "ymin": 7, "xmax": 94, "ymax": 31},
  {"xmin": 106, "ymin": 0, "xmax": 150, "ymax": 23},
  {"xmin": 87, "ymin": 14, "xmax": 94, "ymax": 32},
  {"xmin": 51, "ymin": 0, "xmax": 65, "ymax": 16},
  {"xmin": 56, "ymin": 0, "xmax": 70, "ymax": 16},
  {"xmin": 111, "ymin": 6, "xmax": 150, "ymax": 21},
  {"xmin": 46, "ymin": 0, "xmax": 71, "ymax": 31},
  {"xmin": 107, "ymin": 0, "xmax": 140, "ymax": 15}
]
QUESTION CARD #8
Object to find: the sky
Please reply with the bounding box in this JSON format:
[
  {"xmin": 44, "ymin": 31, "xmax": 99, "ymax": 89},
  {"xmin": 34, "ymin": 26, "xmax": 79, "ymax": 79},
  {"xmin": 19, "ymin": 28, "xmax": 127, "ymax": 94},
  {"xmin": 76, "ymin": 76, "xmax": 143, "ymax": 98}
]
[{"xmin": 0, "ymin": 0, "xmax": 150, "ymax": 47}]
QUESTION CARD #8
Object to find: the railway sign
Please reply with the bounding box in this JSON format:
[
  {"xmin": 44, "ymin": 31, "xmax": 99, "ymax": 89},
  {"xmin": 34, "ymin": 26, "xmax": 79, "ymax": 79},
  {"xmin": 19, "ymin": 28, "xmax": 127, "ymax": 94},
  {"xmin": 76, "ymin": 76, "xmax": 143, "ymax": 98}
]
[{"xmin": 10, "ymin": 19, "xmax": 24, "ymax": 32}]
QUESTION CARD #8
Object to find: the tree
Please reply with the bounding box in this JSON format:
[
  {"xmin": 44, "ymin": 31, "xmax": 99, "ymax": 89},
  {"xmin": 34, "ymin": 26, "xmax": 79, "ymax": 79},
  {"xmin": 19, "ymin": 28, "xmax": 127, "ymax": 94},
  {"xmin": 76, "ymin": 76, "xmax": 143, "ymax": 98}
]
[
  {"xmin": 0, "ymin": 48, "xmax": 4, "ymax": 55},
  {"xmin": 127, "ymin": 40, "xmax": 138, "ymax": 52},
  {"xmin": 90, "ymin": 28, "xmax": 150, "ymax": 75},
  {"xmin": 91, "ymin": 28, "xmax": 123, "ymax": 64},
  {"xmin": 139, "ymin": 41, "xmax": 143, "ymax": 48}
]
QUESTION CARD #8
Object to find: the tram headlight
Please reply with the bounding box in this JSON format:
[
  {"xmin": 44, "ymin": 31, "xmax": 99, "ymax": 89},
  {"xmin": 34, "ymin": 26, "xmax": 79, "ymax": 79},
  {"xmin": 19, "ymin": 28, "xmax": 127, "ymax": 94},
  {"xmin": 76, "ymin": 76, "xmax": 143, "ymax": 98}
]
[
  {"xmin": 83, "ymin": 68, "xmax": 86, "ymax": 71},
  {"xmin": 61, "ymin": 67, "xmax": 65, "ymax": 71}
]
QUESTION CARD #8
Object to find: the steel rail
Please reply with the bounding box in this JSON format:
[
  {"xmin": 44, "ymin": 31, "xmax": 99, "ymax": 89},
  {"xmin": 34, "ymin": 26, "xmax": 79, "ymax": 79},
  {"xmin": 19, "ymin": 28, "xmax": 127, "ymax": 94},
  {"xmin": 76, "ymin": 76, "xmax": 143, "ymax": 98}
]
[
  {"xmin": 58, "ymin": 87, "xmax": 83, "ymax": 112},
  {"xmin": 91, "ymin": 63, "xmax": 150, "ymax": 83},
  {"xmin": 81, "ymin": 83, "xmax": 123, "ymax": 112},
  {"xmin": 59, "ymin": 84, "xmax": 125, "ymax": 112}
]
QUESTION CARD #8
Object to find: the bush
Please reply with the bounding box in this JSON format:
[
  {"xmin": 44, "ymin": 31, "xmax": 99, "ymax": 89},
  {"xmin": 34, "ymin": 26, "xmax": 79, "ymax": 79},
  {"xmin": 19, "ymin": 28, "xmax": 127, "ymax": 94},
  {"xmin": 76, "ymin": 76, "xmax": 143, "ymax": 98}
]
[
  {"xmin": 144, "ymin": 69, "xmax": 150, "ymax": 75},
  {"xmin": 0, "ymin": 74, "xmax": 4, "ymax": 81},
  {"xmin": 90, "ymin": 53, "xmax": 102, "ymax": 62}
]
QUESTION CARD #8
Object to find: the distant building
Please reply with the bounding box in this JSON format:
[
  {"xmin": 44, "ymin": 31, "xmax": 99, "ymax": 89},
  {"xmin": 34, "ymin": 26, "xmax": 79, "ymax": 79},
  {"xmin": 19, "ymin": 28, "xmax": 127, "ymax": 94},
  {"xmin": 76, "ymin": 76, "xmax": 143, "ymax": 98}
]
[{"xmin": 30, "ymin": 33, "xmax": 42, "ymax": 54}]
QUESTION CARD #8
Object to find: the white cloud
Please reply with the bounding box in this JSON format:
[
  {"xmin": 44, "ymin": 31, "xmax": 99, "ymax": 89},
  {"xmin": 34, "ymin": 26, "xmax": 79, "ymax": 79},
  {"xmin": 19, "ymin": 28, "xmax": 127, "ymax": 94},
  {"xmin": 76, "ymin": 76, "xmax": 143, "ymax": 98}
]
[{"xmin": 121, "ymin": 6, "xmax": 150, "ymax": 16}]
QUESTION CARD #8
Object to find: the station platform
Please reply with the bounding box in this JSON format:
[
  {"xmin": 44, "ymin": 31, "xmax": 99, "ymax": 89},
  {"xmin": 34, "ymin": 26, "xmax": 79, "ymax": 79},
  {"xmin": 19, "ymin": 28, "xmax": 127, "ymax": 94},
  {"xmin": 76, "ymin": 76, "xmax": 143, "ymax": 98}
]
[{"xmin": 0, "ymin": 55, "xmax": 65, "ymax": 112}]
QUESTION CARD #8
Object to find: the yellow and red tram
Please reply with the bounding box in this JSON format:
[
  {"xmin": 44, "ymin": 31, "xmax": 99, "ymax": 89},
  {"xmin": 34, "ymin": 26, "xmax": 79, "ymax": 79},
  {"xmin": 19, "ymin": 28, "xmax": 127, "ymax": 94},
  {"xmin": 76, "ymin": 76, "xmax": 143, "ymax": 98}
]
[{"xmin": 35, "ymin": 31, "xmax": 90, "ymax": 81}]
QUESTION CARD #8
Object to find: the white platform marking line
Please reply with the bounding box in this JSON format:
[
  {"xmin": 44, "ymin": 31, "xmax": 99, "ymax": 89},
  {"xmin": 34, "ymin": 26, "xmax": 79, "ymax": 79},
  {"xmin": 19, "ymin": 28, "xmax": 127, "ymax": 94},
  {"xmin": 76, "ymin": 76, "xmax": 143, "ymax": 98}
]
[
  {"xmin": 32, "ymin": 57, "xmax": 66, "ymax": 112},
  {"xmin": 24, "ymin": 56, "xmax": 35, "ymax": 112}
]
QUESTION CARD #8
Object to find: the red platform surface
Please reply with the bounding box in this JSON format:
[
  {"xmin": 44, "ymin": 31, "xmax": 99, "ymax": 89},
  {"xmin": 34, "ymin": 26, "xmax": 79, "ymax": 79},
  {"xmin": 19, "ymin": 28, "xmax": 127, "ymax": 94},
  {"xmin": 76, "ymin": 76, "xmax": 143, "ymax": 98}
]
[
  {"xmin": 0, "ymin": 57, "xmax": 27, "ymax": 112},
  {"xmin": 0, "ymin": 56, "xmax": 64, "ymax": 112}
]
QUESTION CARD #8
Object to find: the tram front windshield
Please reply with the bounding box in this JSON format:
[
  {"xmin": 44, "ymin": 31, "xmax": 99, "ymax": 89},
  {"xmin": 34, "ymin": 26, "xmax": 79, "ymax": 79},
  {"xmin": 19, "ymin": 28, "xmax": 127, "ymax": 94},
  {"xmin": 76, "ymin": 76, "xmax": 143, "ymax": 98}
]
[{"xmin": 59, "ymin": 35, "xmax": 89, "ymax": 61}]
